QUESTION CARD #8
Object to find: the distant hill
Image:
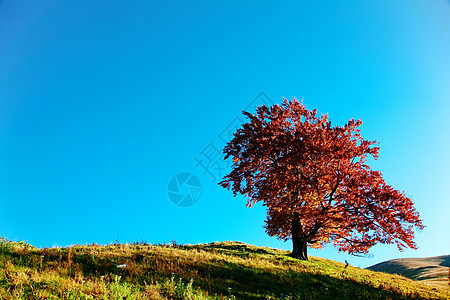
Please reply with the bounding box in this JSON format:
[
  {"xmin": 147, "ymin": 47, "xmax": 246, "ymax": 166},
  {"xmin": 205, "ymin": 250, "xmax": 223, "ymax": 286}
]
[
  {"xmin": 0, "ymin": 238, "xmax": 449, "ymax": 299},
  {"xmin": 368, "ymin": 255, "xmax": 450, "ymax": 291}
]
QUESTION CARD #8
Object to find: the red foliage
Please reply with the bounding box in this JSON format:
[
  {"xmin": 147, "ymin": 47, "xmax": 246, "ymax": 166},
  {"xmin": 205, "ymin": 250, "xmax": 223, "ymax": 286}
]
[{"xmin": 220, "ymin": 99, "xmax": 423, "ymax": 259}]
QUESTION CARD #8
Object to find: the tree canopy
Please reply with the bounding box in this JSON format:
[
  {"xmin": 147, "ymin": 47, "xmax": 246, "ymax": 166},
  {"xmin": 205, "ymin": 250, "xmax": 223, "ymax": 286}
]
[{"xmin": 220, "ymin": 99, "xmax": 423, "ymax": 260}]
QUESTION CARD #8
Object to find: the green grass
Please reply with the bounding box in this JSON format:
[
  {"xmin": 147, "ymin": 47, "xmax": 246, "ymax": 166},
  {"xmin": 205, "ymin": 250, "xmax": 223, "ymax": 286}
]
[{"xmin": 0, "ymin": 237, "xmax": 448, "ymax": 299}]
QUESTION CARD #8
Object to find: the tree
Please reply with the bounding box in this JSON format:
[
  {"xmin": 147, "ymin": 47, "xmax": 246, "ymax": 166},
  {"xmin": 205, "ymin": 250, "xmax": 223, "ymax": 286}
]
[{"xmin": 220, "ymin": 99, "xmax": 424, "ymax": 260}]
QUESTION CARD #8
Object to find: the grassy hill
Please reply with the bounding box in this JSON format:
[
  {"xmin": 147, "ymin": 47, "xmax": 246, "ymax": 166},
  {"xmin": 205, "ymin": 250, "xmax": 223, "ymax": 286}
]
[
  {"xmin": 368, "ymin": 256, "xmax": 450, "ymax": 291},
  {"xmin": 0, "ymin": 237, "xmax": 449, "ymax": 299}
]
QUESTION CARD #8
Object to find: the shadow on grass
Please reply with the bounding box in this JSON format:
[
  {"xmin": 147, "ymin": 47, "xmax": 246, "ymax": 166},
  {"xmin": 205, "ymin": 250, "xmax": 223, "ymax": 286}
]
[
  {"xmin": 190, "ymin": 242, "xmax": 278, "ymax": 259},
  {"xmin": 188, "ymin": 258, "xmax": 426, "ymax": 300}
]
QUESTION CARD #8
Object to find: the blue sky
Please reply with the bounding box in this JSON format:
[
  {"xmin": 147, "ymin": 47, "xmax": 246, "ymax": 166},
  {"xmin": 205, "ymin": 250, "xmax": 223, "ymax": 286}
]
[{"xmin": 0, "ymin": 0, "xmax": 449, "ymax": 268}]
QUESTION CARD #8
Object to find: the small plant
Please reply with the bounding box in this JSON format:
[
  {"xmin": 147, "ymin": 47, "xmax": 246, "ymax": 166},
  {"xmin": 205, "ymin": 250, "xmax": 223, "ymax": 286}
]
[
  {"xmin": 0, "ymin": 237, "xmax": 12, "ymax": 254},
  {"xmin": 341, "ymin": 260, "xmax": 349, "ymax": 279}
]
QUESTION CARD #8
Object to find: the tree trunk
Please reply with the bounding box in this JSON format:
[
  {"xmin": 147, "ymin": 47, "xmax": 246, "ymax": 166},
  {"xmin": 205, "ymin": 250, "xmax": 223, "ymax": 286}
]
[
  {"xmin": 290, "ymin": 211, "xmax": 308, "ymax": 260},
  {"xmin": 291, "ymin": 235, "xmax": 308, "ymax": 260}
]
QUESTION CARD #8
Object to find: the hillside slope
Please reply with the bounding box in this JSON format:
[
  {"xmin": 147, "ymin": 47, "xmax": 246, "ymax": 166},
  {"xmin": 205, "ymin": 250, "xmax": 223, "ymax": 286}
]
[
  {"xmin": 368, "ymin": 255, "xmax": 450, "ymax": 291},
  {"xmin": 0, "ymin": 238, "xmax": 449, "ymax": 299}
]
